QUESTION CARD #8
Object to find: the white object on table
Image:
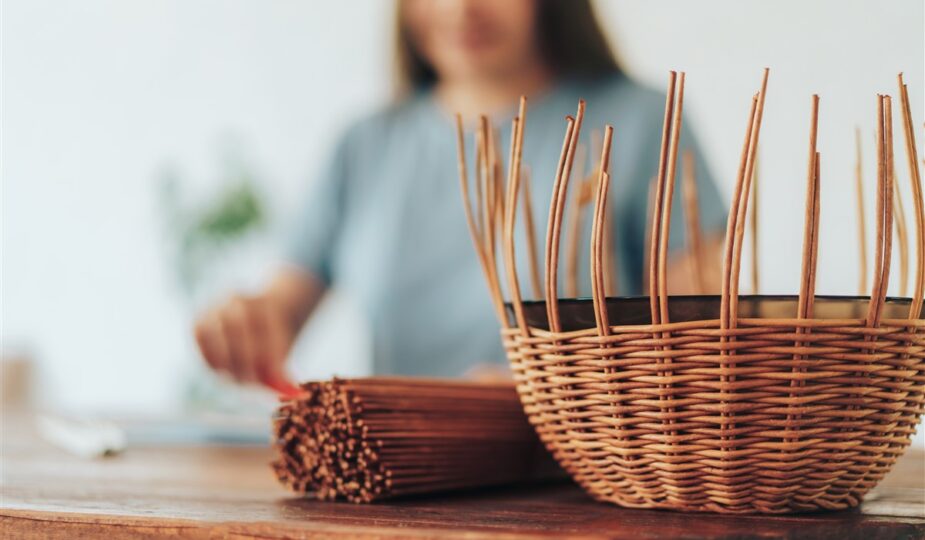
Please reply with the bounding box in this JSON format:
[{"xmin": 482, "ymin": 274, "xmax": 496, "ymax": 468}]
[{"xmin": 36, "ymin": 414, "xmax": 127, "ymax": 458}]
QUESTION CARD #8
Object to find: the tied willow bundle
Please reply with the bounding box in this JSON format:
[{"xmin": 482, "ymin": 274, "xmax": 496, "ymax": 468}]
[{"xmin": 271, "ymin": 377, "xmax": 557, "ymax": 503}]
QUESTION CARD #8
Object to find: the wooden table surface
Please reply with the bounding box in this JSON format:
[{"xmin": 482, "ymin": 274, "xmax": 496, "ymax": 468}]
[{"xmin": 2, "ymin": 423, "xmax": 924, "ymax": 540}]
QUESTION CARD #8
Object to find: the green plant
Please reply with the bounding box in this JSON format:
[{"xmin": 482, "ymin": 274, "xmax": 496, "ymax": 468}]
[{"xmin": 159, "ymin": 163, "xmax": 267, "ymax": 296}]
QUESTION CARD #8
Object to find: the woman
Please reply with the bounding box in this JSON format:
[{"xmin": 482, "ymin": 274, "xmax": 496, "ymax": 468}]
[{"xmin": 194, "ymin": 0, "xmax": 726, "ymax": 394}]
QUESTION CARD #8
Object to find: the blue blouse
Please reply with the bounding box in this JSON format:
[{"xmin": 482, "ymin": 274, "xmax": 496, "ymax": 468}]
[{"xmin": 287, "ymin": 74, "xmax": 726, "ymax": 377}]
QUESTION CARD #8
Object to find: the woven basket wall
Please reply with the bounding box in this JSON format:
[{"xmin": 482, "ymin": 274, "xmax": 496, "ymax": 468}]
[
  {"xmin": 502, "ymin": 307, "xmax": 924, "ymax": 513},
  {"xmin": 456, "ymin": 71, "xmax": 925, "ymax": 513}
]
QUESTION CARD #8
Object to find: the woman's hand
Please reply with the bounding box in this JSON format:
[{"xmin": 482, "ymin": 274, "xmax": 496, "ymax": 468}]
[{"xmin": 193, "ymin": 269, "xmax": 324, "ymax": 396}]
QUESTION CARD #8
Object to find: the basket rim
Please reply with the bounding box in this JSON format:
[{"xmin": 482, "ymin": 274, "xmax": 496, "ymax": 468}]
[
  {"xmin": 504, "ymin": 294, "xmax": 923, "ymax": 332},
  {"xmin": 509, "ymin": 294, "xmax": 918, "ymax": 308}
]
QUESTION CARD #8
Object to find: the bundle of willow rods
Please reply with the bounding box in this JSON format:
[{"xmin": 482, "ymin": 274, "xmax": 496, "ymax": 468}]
[{"xmin": 271, "ymin": 377, "xmax": 558, "ymax": 503}]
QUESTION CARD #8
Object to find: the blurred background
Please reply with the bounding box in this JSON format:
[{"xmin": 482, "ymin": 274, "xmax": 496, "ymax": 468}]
[{"xmin": 2, "ymin": 0, "xmax": 923, "ymax": 443}]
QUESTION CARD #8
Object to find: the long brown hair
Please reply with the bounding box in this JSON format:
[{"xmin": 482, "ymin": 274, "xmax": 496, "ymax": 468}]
[{"xmin": 394, "ymin": 0, "xmax": 622, "ymax": 94}]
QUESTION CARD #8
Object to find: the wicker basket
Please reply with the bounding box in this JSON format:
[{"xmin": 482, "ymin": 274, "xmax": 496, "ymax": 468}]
[{"xmin": 454, "ymin": 71, "xmax": 925, "ymax": 513}]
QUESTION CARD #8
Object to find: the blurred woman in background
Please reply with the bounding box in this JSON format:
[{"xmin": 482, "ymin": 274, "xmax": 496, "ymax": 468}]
[{"xmin": 194, "ymin": 0, "xmax": 726, "ymax": 394}]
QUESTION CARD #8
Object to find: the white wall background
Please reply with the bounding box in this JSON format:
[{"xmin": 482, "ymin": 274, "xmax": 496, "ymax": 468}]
[{"xmin": 2, "ymin": 0, "xmax": 923, "ymax": 441}]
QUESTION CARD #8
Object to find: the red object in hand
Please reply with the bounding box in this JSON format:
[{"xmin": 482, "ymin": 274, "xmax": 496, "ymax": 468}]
[{"xmin": 268, "ymin": 379, "xmax": 302, "ymax": 399}]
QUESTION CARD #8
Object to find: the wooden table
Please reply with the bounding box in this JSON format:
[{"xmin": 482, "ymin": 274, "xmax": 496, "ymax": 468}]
[{"xmin": 2, "ymin": 424, "xmax": 923, "ymax": 539}]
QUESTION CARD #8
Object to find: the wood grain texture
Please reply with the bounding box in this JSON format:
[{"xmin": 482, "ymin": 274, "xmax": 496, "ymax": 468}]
[{"xmin": 2, "ymin": 426, "xmax": 923, "ymax": 539}]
